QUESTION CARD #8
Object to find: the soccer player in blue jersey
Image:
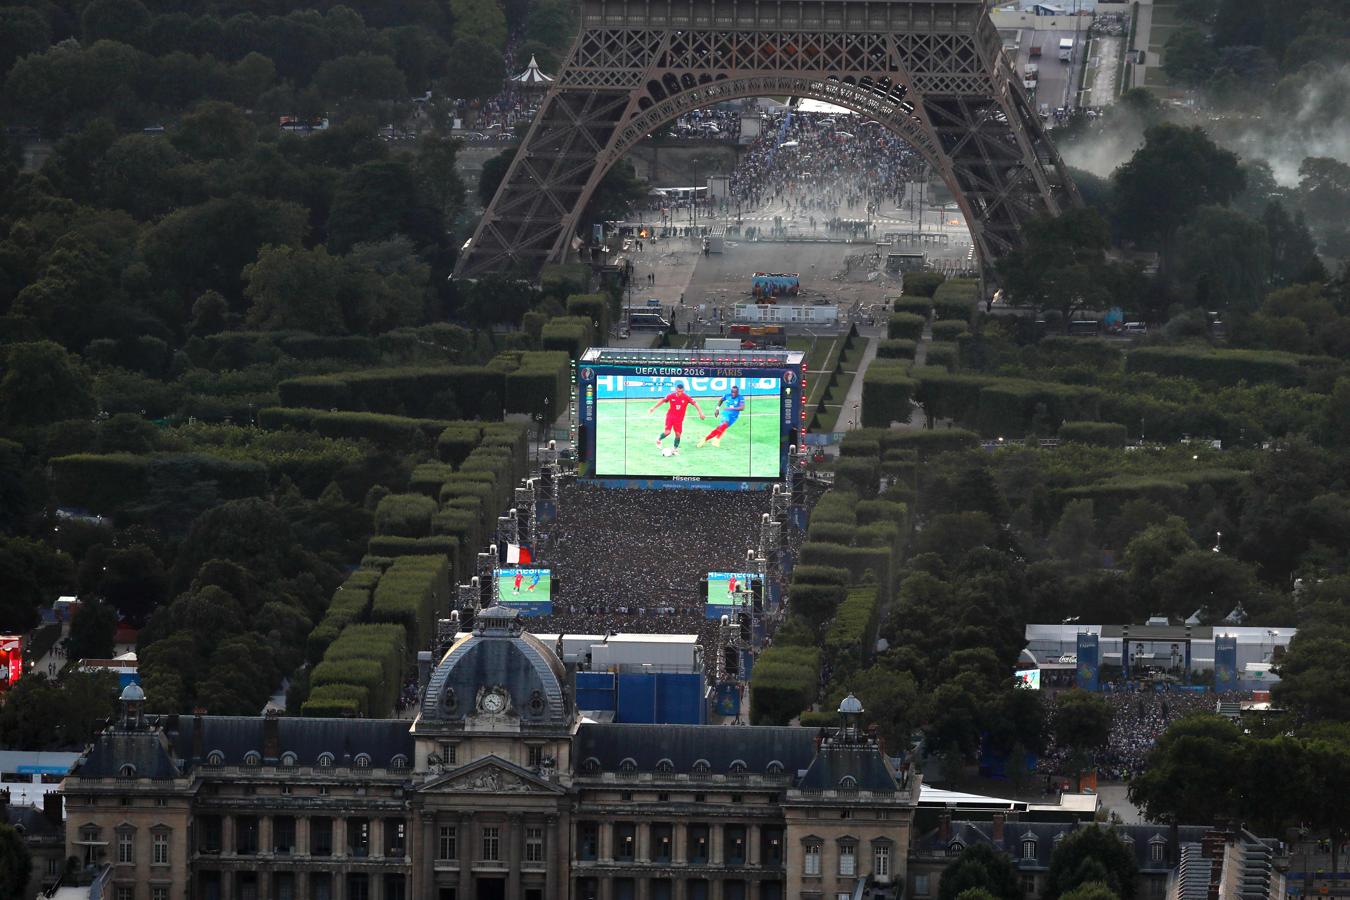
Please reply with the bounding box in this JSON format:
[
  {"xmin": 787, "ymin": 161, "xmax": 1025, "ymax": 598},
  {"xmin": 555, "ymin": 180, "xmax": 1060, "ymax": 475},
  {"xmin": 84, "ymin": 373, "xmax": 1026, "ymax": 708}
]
[
  {"xmin": 527, "ymin": 571, "xmax": 542, "ymax": 592},
  {"xmin": 697, "ymin": 385, "xmax": 746, "ymax": 447}
]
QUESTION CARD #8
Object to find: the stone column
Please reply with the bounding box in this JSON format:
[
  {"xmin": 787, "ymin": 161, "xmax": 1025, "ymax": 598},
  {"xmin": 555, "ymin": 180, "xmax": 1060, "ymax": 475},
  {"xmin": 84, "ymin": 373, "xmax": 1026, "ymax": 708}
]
[
  {"xmin": 368, "ymin": 871, "xmax": 382, "ymax": 900},
  {"xmin": 458, "ymin": 812, "xmax": 474, "ymax": 899},
  {"xmin": 297, "ymin": 817, "xmax": 310, "ymax": 857},
  {"xmin": 221, "ymin": 870, "xmax": 234, "ymax": 900},
  {"xmin": 748, "ymin": 824, "xmax": 761, "ymax": 867},
  {"xmin": 710, "ymin": 876, "xmax": 724, "ymax": 900},
  {"xmin": 420, "ymin": 813, "xmax": 436, "ymax": 898},
  {"xmin": 333, "ymin": 818, "xmax": 346, "ymax": 859},
  {"xmin": 545, "ymin": 814, "xmax": 561, "ymax": 900},
  {"xmin": 508, "ymin": 814, "xmax": 522, "ymax": 899},
  {"xmin": 637, "ymin": 822, "xmax": 650, "ymax": 864},
  {"xmin": 223, "ymin": 816, "xmax": 236, "ymax": 855},
  {"xmin": 296, "ymin": 869, "xmax": 311, "ymax": 900},
  {"xmin": 370, "ymin": 818, "xmax": 382, "ymax": 859},
  {"xmin": 672, "ymin": 825, "xmax": 685, "ymax": 866},
  {"xmin": 600, "ymin": 821, "xmax": 614, "ymax": 863},
  {"xmin": 748, "ymin": 877, "xmax": 762, "ymax": 900},
  {"xmin": 599, "ymin": 875, "xmax": 614, "ymax": 900},
  {"xmin": 259, "ymin": 816, "xmax": 271, "ymax": 857},
  {"xmin": 637, "ymin": 875, "xmax": 651, "ymax": 900},
  {"xmin": 710, "ymin": 824, "xmax": 723, "ymax": 865}
]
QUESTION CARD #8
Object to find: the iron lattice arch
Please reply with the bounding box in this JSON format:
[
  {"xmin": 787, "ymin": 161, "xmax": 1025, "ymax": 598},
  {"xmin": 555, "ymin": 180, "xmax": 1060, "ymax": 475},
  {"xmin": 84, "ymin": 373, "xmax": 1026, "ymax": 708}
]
[{"xmin": 456, "ymin": 0, "xmax": 1080, "ymax": 283}]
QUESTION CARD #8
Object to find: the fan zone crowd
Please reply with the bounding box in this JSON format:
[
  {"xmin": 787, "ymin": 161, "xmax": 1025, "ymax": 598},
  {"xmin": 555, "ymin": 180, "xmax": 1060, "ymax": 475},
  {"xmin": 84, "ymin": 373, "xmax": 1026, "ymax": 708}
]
[
  {"xmin": 527, "ymin": 483, "xmax": 780, "ymax": 665},
  {"xmin": 1039, "ymin": 689, "xmax": 1248, "ymax": 782},
  {"xmin": 728, "ymin": 110, "xmax": 927, "ymax": 221}
]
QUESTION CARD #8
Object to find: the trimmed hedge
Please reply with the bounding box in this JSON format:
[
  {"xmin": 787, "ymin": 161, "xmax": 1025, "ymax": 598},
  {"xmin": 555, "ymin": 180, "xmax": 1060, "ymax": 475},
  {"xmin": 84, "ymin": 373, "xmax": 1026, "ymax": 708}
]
[
  {"xmin": 303, "ymin": 683, "xmax": 371, "ymax": 717},
  {"xmin": 824, "ymin": 585, "xmax": 882, "ymax": 674},
  {"xmin": 902, "ymin": 271, "xmax": 946, "ymax": 298},
  {"xmin": 892, "ymin": 297, "xmax": 933, "ymax": 318},
  {"xmin": 540, "ymin": 316, "xmax": 595, "ymax": 358},
  {"xmin": 833, "ymin": 457, "xmax": 881, "ymax": 498},
  {"xmin": 789, "ymin": 582, "xmax": 848, "ymax": 629},
  {"xmin": 436, "ymin": 424, "xmax": 481, "ymax": 466},
  {"xmin": 51, "ymin": 453, "xmax": 267, "ymax": 513},
  {"xmin": 502, "ymin": 351, "xmax": 571, "ymax": 419},
  {"xmin": 812, "ymin": 491, "xmax": 859, "ymax": 525},
  {"xmin": 409, "ymin": 463, "xmax": 456, "ymax": 498},
  {"xmin": 861, "ymin": 362, "xmax": 917, "ymax": 428},
  {"xmin": 806, "ymin": 521, "xmax": 859, "ymax": 545},
  {"xmin": 366, "ymin": 535, "xmax": 460, "ymax": 561},
  {"xmin": 375, "ymin": 494, "xmax": 437, "ymax": 537},
  {"xmin": 925, "ymin": 342, "xmax": 959, "ymax": 372},
  {"xmin": 259, "ymin": 408, "xmax": 450, "ymax": 452},
  {"xmin": 314, "ymin": 623, "xmax": 408, "ymax": 717},
  {"xmin": 565, "ymin": 293, "xmax": 612, "ymax": 337},
  {"xmin": 370, "ymin": 555, "xmax": 450, "ymax": 650},
  {"xmin": 912, "ymin": 367, "xmax": 993, "ymax": 424},
  {"xmin": 974, "ymin": 380, "xmax": 1102, "ymax": 438},
  {"xmin": 1125, "ymin": 346, "xmax": 1307, "ymax": 388},
  {"xmin": 792, "ymin": 565, "xmax": 851, "ymax": 586},
  {"xmin": 856, "ymin": 499, "xmax": 908, "ymax": 530},
  {"xmin": 1058, "ymin": 421, "xmax": 1129, "ymax": 447},
  {"xmin": 799, "ymin": 542, "xmax": 891, "ymax": 592},
  {"xmin": 887, "ymin": 312, "xmax": 926, "ymax": 341},
  {"xmin": 277, "ymin": 367, "xmax": 509, "ymax": 420},
  {"xmin": 932, "ymin": 278, "xmax": 979, "ymax": 322},
  {"xmin": 749, "ymin": 645, "xmax": 820, "ymax": 725},
  {"xmin": 886, "ymin": 428, "xmax": 980, "ymax": 457},
  {"xmin": 931, "ymin": 321, "xmax": 970, "ymax": 343},
  {"xmin": 877, "ymin": 339, "xmax": 918, "ymax": 360}
]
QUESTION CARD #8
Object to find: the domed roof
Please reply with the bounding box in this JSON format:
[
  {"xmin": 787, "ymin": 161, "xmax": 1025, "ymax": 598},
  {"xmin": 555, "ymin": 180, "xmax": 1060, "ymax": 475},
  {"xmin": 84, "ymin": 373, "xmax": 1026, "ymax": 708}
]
[
  {"xmin": 120, "ymin": 682, "xmax": 146, "ymax": 702},
  {"xmin": 838, "ymin": 693, "xmax": 864, "ymax": 715},
  {"xmin": 419, "ymin": 606, "xmax": 570, "ymax": 726}
]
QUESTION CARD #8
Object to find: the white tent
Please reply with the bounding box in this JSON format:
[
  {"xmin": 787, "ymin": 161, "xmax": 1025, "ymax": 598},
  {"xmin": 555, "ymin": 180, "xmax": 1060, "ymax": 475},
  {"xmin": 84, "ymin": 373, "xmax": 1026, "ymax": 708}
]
[{"xmin": 511, "ymin": 55, "xmax": 554, "ymax": 86}]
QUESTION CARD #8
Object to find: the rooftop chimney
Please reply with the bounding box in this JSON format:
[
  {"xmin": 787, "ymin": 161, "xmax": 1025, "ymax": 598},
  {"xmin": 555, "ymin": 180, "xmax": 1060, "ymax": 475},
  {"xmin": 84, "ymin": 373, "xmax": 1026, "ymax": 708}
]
[
  {"xmin": 939, "ymin": 809, "xmax": 953, "ymax": 842},
  {"xmin": 191, "ymin": 713, "xmax": 204, "ymax": 763},
  {"xmin": 992, "ymin": 812, "xmax": 1006, "ymax": 843},
  {"xmin": 44, "ymin": 791, "xmax": 63, "ymax": 827}
]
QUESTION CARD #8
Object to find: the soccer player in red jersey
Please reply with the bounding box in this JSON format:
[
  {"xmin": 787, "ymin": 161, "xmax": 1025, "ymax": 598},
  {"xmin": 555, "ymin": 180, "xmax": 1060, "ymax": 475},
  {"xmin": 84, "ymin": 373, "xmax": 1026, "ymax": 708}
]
[
  {"xmin": 727, "ymin": 575, "xmax": 739, "ymax": 597},
  {"xmin": 512, "ymin": 571, "xmax": 523, "ymax": 594},
  {"xmin": 649, "ymin": 382, "xmax": 704, "ymax": 454}
]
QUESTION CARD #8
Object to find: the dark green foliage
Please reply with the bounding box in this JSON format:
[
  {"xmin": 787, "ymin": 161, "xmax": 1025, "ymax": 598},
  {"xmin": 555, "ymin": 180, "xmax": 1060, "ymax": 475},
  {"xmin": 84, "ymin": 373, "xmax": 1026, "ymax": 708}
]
[
  {"xmin": 259, "ymin": 408, "xmax": 449, "ymax": 452},
  {"xmin": 974, "ymin": 380, "xmax": 1102, "ymax": 438},
  {"xmin": 931, "ymin": 320, "xmax": 969, "ymax": 343},
  {"xmin": 861, "ymin": 361, "xmax": 916, "ymax": 427},
  {"xmin": 925, "ymin": 342, "xmax": 959, "ymax": 372},
  {"xmin": 932, "ymin": 279, "xmax": 979, "ymax": 322},
  {"xmin": 749, "ymin": 645, "xmax": 819, "ymax": 725},
  {"xmin": 892, "ymin": 297, "xmax": 932, "ymax": 318},
  {"xmin": 1059, "ymin": 421, "xmax": 1129, "ymax": 448},
  {"xmin": 887, "ymin": 312, "xmax": 926, "ymax": 340},
  {"xmin": 888, "ymin": 429, "xmax": 980, "ymax": 457},
  {"xmin": 833, "ymin": 456, "xmax": 881, "ymax": 498},
  {"xmin": 540, "ymin": 315, "xmax": 595, "ymax": 358},
  {"xmin": 824, "ymin": 586, "xmax": 881, "ymax": 674},
  {"xmin": 877, "ymin": 339, "xmax": 918, "ymax": 360},
  {"xmin": 374, "ymin": 493, "xmax": 436, "ymax": 537},
  {"xmin": 1125, "ymin": 346, "xmax": 1306, "ymax": 387},
  {"xmin": 370, "ymin": 555, "xmax": 449, "ymax": 650},
  {"xmin": 51, "ymin": 453, "xmax": 267, "ymax": 514},
  {"xmin": 902, "ymin": 271, "xmax": 946, "ymax": 298},
  {"xmin": 276, "ymin": 367, "xmax": 509, "ymax": 420}
]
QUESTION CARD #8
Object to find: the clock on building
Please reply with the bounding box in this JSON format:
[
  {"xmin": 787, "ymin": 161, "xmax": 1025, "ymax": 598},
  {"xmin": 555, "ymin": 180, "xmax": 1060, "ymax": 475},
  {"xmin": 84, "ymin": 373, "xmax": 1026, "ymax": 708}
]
[{"xmin": 481, "ymin": 689, "xmax": 507, "ymax": 714}]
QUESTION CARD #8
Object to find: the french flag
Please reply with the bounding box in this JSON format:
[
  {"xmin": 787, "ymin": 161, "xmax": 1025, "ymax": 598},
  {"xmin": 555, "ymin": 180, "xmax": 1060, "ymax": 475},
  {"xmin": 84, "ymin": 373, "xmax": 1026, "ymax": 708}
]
[{"xmin": 506, "ymin": 543, "xmax": 533, "ymax": 565}]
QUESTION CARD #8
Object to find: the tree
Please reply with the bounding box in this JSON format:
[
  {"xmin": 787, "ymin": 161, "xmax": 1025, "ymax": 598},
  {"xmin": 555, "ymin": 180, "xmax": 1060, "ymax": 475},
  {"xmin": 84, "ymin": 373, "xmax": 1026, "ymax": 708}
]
[
  {"xmin": 81, "ymin": 0, "xmax": 151, "ymax": 47},
  {"xmin": 99, "ymin": 133, "xmax": 186, "ymax": 219},
  {"xmin": 1128, "ymin": 714, "xmax": 1245, "ymax": 826},
  {"xmin": 915, "ymin": 512, "xmax": 997, "ymax": 564},
  {"xmin": 345, "ymin": 238, "xmax": 431, "ymax": 332},
  {"xmin": 451, "ymin": 0, "xmax": 508, "ymax": 49},
  {"xmin": 243, "ymin": 244, "xmax": 347, "ymax": 334},
  {"xmin": 457, "ymin": 274, "xmax": 539, "ymax": 328},
  {"xmin": 443, "ymin": 36, "xmax": 506, "ymax": 102},
  {"xmin": 1272, "ymin": 623, "xmax": 1350, "ymax": 724},
  {"xmin": 1061, "ymin": 884, "xmax": 1120, "ymax": 900},
  {"xmin": 413, "ymin": 132, "xmax": 467, "ymax": 232},
  {"xmin": 1123, "ymin": 518, "xmax": 1196, "ymax": 610},
  {"xmin": 478, "ymin": 147, "xmax": 514, "ymax": 207},
  {"xmin": 1111, "ymin": 125, "xmax": 1244, "ymax": 271},
  {"xmin": 1162, "ymin": 27, "xmax": 1218, "ymax": 84},
  {"xmin": 997, "ymin": 209, "xmax": 1113, "ymax": 328},
  {"xmin": 0, "ymin": 537, "xmax": 74, "ymax": 634},
  {"xmin": 1046, "ymin": 828, "xmax": 1138, "ymax": 900},
  {"xmin": 97, "ymin": 544, "xmax": 169, "ymax": 625},
  {"xmin": 327, "ymin": 159, "xmax": 441, "ymax": 252},
  {"xmin": 1172, "ymin": 205, "xmax": 1270, "ymax": 310},
  {"xmin": 585, "ymin": 159, "xmax": 647, "ymax": 226},
  {"xmin": 0, "ymin": 823, "xmax": 32, "ymax": 900},
  {"xmin": 0, "ymin": 8, "xmax": 51, "ymax": 78},
  {"xmin": 1259, "ymin": 202, "xmax": 1326, "ymax": 287},
  {"xmin": 1297, "ymin": 158, "xmax": 1350, "ymax": 259},
  {"xmin": 1049, "ymin": 499, "xmax": 1099, "ymax": 572},
  {"xmin": 1154, "ymin": 551, "xmax": 1260, "ymax": 621},
  {"xmin": 0, "ymin": 341, "xmax": 96, "ymax": 427},
  {"xmin": 170, "ymin": 100, "xmax": 257, "ymax": 160},
  {"xmin": 847, "ymin": 664, "xmax": 921, "ymax": 751},
  {"xmin": 1052, "ymin": 690, "xmax": 1112, "ymax": 774},
  {"xmin": 314, "ymin": 53, "xmax": 407, "ymax": 105},
  {"xmin": 938, "ymin": 843, "xmax": 1022, "ymax": 900},
  {"xmin": 68, "ymin": 601, "xmax": 117, "ymax": 661},
  {"xmin": 525, "ymin": 0, "xmax": 576, "ymax": 54}
]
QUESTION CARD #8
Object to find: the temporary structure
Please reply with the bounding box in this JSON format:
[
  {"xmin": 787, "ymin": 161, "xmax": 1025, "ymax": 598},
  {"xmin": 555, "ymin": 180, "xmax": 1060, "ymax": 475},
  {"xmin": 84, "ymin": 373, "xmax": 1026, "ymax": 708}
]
[{"xmin": 511, "ymin": 55, "xmax": 554, "ymax": 87}]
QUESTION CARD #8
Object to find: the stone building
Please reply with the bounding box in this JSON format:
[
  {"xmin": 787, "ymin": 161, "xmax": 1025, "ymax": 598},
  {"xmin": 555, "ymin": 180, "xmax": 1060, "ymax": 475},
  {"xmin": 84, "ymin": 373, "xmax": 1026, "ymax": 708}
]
[{"xmin": 61, "ymin": 607, "xmax": 919, "ymax": 900}]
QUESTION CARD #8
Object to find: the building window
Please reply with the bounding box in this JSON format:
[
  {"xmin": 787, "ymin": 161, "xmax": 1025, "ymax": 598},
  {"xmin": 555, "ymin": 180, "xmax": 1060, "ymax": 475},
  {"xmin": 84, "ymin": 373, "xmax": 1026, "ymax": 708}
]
[
  {"xmin": 692, "ymin": 759, "xmax": 710, "ymax": 774},
  {"xmin": 206, "ymin": 751, "xmax": 224, "ymax": 766},
  {"xmin": 1151, "ymin": 842, "xmax": 1165, "ymax": 863},
  {"xmin": 442, "ymin": 744, "xmax": 458, "ymax": 765},
  {"xmin": 481, "ymin": 826, "xmax": 500, "ymax": 862},
  {"xmin": 47, "ymin": 857, "xmax": 60, "ymax": 876},
  {"xmin": 348, "ymin": 818, "xmax": 370, "ymax": 858},
  {"xmin": 280, "ymin": 751, "xmax": 297, "ymax": 767},
  {"xmin": 438, "ymin": 826, "xmax": 457, "ymax": 860},
  {"xmin": 656, "ymin": 758, "xmax": 674, "ymax": 773},
  {"xmin": 152, "ymin": 831, "xmax": 170, "ymax": 865},
  {"xmin": 839, "ymin": 841, "xmax": 856, "ymax": 876},
  {"xmin": 874, "ymin": 843, "xmax": 891, "ymax": 878},
  {"xmin": 353, "ymin": 753, "xmax": 372, "ymax": 769},
  {"xmin": 620, "ymin": 758, "xmax": 637, "ymax": 773},
  {"xmin": 616, "ymin": 824, "xmax": 636, "ymax": 860},
  {"xmin": 391, "ymin": 754, "xmax": 409, "ymax": 769},
  {"xmin": 1023, "ymin": 875, "xmax": 1038, "ymax": 896},
  {"xmin": 117, "ymin": 831, "xmax": 134, "ymax": 864},
  {"xmin": 152, "ymin": 888, "xmax": 168, "ymax": 900},
  {"xmin": 579, "ymin": 823, "xmax": 599, "ymax": 860},
  {"xmin": 118, "ymin": 764, "xmax": 136, "ymax": 778},
  {"xmin": 804, "ymin": 843, "xmax": 822, "ymax": 877},
  {"xmin": 311, "ymin": 818, "xmax": 333, "ymax": 856},
  {"xmin": 525, "ymin": 826, "xmax": 544, "ymax": 863},
  {"xmin": 274, "ymin": 817, "xmax": 296, "ymax": 854},
  {"xmin": 317, "ymin": 752, "xmax": 335, "ymax": 768},
  {"xmin": 385, "ymin": 819, "xmax": 407, "ymax": 857},
  {"xmin": 116, "ymin": 888, "xmax": 133, "ymax": 900},
  {"xmin": 948, "ymin": 840, "xmax": 965, "ymax": 856},
  {"xmin": 1023, "ymin": 839, "xmax": 1037, "ymax": 860},
  {"xmin": 915, "ymin": 875, "xmax": 931, "ymax": 896},
  {"xmin": 244, "ymin": 751, "xmax": 261, "ymax": 766},
  {"xmin": 766, "ymin": 760, "xmax": 784, "ymax": 775},
  {"xmin": 527, "ymin": 746, "xmax": 544, "ymax": 768}
]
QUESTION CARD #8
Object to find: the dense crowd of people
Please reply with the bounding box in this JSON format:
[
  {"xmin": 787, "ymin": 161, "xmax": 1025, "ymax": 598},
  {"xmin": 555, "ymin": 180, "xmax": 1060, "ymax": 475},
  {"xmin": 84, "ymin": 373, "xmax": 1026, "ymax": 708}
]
[
  {"xmin": 526, "ymin": 483, "xmax": 776, "ymax": 664},
  {"xmin": 1040, "ymin": 689, "xmax": 1248, "ymax": 782},
  {"xmin": 728, "ymin": 110, "xmax": 926, "ymax": 222}
]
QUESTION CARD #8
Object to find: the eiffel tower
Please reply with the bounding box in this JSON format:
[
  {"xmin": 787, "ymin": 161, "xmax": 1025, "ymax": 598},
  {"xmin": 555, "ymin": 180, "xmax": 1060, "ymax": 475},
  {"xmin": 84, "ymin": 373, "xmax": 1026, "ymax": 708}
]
[{"xmin": 456, "ymin": 0, "xmax": 1079, "ymax": 282}]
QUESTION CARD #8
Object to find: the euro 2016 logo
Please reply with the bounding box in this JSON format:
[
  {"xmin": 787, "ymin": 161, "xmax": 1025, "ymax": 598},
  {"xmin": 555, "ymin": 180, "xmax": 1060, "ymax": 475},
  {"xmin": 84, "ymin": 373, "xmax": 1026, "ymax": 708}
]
[
  {"xmin": 580, "ymin": 368, "xmax": 594, "ymax": 382},
  {"xmin": 1078, "ymin": 665, "xmax": 1096, "ymax": 682}
]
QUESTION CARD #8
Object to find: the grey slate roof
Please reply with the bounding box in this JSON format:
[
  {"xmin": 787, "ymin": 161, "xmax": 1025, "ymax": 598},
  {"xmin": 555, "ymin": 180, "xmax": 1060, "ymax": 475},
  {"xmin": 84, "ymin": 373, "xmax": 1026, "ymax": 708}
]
[
  {"xmin": 575, "ymin": 723, "xmax": 817, "ymax": 776},
  {"xmin": 916, "ymin": 820, "xmax": 1210, "ymax": 873},
  {"xmin": 168, "ymin": 716, "xmax": 413, "ymax": 768},
  {"xmin": 797, "ymin": 744, "xmax": 901, "ymax": 793},
  {"xmin": 78, "ymin": 729, "xmax": 181, "ymax": 779},
  {"xmin": 5, "ymin": 803, "xmax": 63, "ymax": 839}
]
